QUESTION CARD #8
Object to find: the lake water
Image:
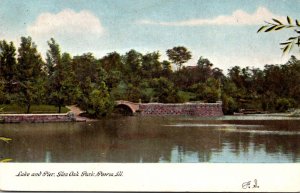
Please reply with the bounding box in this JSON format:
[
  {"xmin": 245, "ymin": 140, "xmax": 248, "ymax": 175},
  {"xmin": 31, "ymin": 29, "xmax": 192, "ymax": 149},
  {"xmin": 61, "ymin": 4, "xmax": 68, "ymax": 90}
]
[{"xmin": 1, "ymin": 115, "xmax": 300, "ymax": 163}]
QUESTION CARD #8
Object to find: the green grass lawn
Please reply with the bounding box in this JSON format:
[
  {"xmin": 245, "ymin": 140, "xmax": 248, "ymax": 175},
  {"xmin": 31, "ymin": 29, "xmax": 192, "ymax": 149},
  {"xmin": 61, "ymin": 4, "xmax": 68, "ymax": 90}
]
[{"xmin": 0, "ymin": 104, "xmax": 70, "ymax": 114}]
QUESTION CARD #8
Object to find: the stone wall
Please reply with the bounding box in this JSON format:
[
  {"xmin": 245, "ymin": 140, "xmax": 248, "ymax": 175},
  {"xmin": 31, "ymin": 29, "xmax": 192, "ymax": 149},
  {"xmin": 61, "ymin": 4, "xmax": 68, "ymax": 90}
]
[
  {"xmin": 0, "ymin": 112, "xmax": 76, "ymax": 123},
  {"xmin": 138, "ymin": 102, "xmax": 223, "ymax": 116}
]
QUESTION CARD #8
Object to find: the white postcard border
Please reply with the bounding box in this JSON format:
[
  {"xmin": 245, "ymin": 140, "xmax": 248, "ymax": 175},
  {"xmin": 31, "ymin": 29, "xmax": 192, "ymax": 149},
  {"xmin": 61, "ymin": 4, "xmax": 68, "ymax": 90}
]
[{"xmin": 0, "ymin": 163, "xmax": 299, "ymax": 192}]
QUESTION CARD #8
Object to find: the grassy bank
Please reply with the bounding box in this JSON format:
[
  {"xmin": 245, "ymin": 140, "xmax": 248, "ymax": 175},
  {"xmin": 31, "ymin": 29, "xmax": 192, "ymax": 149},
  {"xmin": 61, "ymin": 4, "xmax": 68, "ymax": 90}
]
[{"xmin": 0, "ymin": 104, "xmax": 69, "ymax": 114}]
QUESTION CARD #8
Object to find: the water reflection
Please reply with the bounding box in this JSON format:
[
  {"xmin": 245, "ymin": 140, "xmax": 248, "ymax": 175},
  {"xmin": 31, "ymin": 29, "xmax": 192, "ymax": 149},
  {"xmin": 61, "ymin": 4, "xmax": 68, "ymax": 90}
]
[
  {"xmin": 0, "ymin": 116, "xmax": 300, "ymax": 163},
  {"xmin": 45, "ymin": 151, "xmax": 52, "ymax": 163}
]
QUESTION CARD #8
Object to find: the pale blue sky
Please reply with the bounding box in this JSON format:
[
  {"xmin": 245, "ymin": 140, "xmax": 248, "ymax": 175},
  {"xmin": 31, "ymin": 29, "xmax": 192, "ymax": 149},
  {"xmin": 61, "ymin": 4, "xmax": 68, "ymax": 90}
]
[{"xmin": 0, "ymin": 0, "xmax": 299, "ymax": 72}]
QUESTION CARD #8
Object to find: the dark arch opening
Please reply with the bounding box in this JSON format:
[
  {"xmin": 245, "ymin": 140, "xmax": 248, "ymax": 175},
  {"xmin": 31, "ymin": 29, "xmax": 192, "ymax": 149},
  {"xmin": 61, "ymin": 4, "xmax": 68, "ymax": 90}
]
[{"xmin": 113, "ymin": 104, "xmax": 134, "ymax": 116}]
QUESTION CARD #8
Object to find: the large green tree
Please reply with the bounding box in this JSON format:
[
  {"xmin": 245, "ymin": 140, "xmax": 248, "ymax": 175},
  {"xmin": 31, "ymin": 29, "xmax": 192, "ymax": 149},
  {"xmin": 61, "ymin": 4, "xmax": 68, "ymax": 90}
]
[
  {"xmin": 16, "ymin": 36, "xmax": 44, "ymax": 113},
  {"xmin": 72, "ymin": 53, "xmax": 108, "ymax": 113},
  {"xmin": 46, "ymin": 38, "xmax": 79, "ymax": 112},
  {"xmin": 73, "ymin": 53, "xmax": 100, "ymax": 96},
  {"xmin": 87, "ymin": 81, "xmax": 114, "ymax": 117}
]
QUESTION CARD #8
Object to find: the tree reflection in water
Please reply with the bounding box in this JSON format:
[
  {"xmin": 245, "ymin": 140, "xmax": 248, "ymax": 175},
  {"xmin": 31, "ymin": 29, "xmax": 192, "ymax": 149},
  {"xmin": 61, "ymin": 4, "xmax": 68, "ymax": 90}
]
[{"xmin": 0, "ymin": 116, "xmax": 299, "ymax": 163}]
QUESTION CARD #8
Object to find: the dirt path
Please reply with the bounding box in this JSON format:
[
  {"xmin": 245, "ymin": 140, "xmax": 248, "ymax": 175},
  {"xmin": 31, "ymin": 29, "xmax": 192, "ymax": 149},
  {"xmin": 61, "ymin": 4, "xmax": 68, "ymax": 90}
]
[{"xmin": 66, "ymin": 105, "xmax": 97, "ymax": 122}]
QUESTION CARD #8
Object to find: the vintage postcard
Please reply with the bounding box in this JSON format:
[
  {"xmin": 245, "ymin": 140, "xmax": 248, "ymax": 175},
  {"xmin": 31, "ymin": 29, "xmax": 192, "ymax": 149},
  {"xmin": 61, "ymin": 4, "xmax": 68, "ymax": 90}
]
[{"xmin": 0, "ymin": 0, "xmax": 300, "ymax": 191}]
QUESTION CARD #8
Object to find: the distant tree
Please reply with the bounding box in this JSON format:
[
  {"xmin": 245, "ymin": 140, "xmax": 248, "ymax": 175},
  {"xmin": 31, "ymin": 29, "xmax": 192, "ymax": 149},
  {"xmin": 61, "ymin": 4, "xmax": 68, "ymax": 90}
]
[
  {"xmin": 228, "ymin": 66, "xmax": 244, "ymax": 89},
  {"xmin": 122, "ymin": 49, "xmax": 143, "ymax": 85},
  {"xmin": 203, "ymin": 78, "xmax": 221, "ymax": 103},
  {"xmin": 73, "ymin": 53, "xmax": 103, "ymax": 84},
  {"xmin": 286, "ymin": 56, "xmax": 300, "ymax": 104},
  {"xmin": 100, "ymin": 52, "xmax": 123, "ymax": 89},
  {"xmin": 16, "ymin": 36, "xmax": 44, "ymax": 113},
  {"xmin": 0, "ymin": 40, "xmax": 17, "ymax": 97},
  {"xmin": 139, "ymin": 80, "xmax": 155, "ymax": 102},
  {"xmin": 0, "ymin": 79, "xmax": 6, "ymax": 103},
  {"xmin": 263, "ymin": 64, "xmax": 284, "ymax": 96},
  {"xmin": 100, "ymin": 52, "xmax": 123, "ymax": 72},
  {"xmin": 166, "ymin": 46, "xmax": 192, "ymax": 70},
  {"xmin": 197, "ymin": 56, "xmax": 213, "ymax": 68},
  {"xmin": 264, "ymin": 57, "xmax": 300, "ymax": 110},
  {"xmin": 124, "ymin": 83, "xmax": 143, "ymax": 102},
  {"xmin": 211, "ymin": 67, "xmax": 225, "ymax": 80},
  {"xmin": 172, "ymin": 66, "xmax": 198, "ymax": 89},
  {"xmin": 249, "ymin": 68, "xmax": 264, "ymax": 96},
  {"xmin": 105, "ymin": 70, "xmax": 122, "ymax": 90},
  {"xmin": 192, "ymin": 78, "xmax": 220, "ymax": 103},
  {"xmin": 258, "ymin": 16, "xmax": 300, "ymax": 55},
  {"xmin": 110, "ymin": 80, "xmax": 128, "ymax": 100},
  {"xmin": 141, "ymin": 51, "xmax": 162, "ymax": 79},
  {"xmin": 197, "ymin": 56, "xmax": 214, "ymax": 82},
  {"xmin": 0, "ymin": 40, "xmax": 17, "ymax": 81},
  {"xmin": 123, "ymin": 49, "xmax": 142, "ymax": 74},
  {"xmin": 221, "ymin": 79, "xmax": 239, "ymax": 114},
  {"xmin": 161, "ymin": 60, "xmax": 172, "ymax": 78},
  {"xmin": 152, "ymin": 77, "xmax": 179, "ymax": 103}
]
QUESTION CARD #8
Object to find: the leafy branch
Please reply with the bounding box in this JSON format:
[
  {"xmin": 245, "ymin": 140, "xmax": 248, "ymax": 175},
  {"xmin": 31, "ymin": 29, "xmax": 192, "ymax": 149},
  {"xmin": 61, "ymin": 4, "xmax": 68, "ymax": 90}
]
[
  {"xmin": 258, "ymin": 16, "xmax": 300, "ymax": 55},
  {"xmin": 0, "ymin": 106, "xmax": 12, "ymax": 162},
  {"xmin": 0, "ymin": 137, "xmax": 12, "ymax": 162},
  {"xmin": 0, "ymin": 137, "xmax": 12, "ymax": 143}
]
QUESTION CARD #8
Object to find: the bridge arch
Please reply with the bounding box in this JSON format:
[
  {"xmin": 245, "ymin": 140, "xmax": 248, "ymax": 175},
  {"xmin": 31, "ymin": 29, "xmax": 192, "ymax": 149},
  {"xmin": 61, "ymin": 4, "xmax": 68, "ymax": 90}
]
[
  {"xmin": 114, "ymin": 100, "xmax": 139, "ymax": 115},
  {"xmin": 114, "ymin": 104, "xmax": 134, "ymax": 115}
]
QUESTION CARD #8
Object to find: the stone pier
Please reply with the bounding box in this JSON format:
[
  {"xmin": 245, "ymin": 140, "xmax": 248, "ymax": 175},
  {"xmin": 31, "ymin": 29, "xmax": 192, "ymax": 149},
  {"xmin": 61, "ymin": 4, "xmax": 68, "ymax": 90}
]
[{"xmin": 0, "ymin": 112, "xmax": 76, "ymax": 123}]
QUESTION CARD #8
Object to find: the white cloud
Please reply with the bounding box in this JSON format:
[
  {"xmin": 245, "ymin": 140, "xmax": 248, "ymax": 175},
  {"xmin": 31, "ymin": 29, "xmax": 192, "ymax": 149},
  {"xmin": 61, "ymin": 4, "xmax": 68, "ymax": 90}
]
[
  {"xmin": 27, "ymin": 9, "xmax": 105, "ymax": 37},
  {"xmin": 25, "ymin": 9, "xmax": 106, "ymax": 57},
  {"xmin": 138, "ymin": 7, "xmax": 285, "ymax": 26}
]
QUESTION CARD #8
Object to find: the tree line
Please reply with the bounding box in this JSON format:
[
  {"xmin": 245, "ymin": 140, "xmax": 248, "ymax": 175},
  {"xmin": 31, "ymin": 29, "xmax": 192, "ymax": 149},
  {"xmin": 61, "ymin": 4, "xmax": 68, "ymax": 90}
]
[{"xmin": 0, "ymin": 36, "xmax": 299, "ymax": 117}]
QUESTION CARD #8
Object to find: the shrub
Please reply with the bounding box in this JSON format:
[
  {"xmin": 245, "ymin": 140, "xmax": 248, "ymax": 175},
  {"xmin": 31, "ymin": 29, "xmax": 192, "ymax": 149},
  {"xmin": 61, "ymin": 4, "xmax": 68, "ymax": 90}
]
[{"xmin": 275, "ymin": 98, "xmax": 295, "ymax": 112}]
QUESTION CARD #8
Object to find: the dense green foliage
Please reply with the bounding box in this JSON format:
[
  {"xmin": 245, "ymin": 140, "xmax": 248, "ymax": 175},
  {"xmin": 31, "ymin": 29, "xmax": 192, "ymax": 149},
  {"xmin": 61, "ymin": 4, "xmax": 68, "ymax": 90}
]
[{"xmin": 0, "ymin": 37, "xmax": 300, "ymax": 116}]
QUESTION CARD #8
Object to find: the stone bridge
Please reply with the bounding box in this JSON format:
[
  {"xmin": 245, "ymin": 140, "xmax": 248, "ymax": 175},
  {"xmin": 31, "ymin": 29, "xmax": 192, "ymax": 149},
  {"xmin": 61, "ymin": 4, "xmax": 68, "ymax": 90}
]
[{"xmin": 115, "ymin": 100, "xmax": 223, "ymax": 116}]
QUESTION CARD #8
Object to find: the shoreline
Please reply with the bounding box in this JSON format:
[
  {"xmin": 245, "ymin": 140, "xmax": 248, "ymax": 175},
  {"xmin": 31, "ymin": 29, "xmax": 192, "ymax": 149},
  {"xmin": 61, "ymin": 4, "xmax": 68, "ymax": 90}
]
[
  {"xmin": 0, "ymin": 112, "xmax": 299, "ymax": 124},
  {"xmin": 0, "ymin": 105, "xmax": 97, "ymax": 123}
]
